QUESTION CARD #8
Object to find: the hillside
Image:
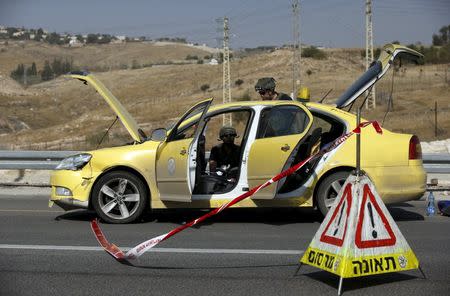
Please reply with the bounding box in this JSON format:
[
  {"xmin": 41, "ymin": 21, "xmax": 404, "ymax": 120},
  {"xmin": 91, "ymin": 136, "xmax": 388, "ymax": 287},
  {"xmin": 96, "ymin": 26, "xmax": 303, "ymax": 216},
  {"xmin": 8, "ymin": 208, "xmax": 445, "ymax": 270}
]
[
  {"xmin": 0, "ymin": 41, "xmax": 449, "ymax": 150},
  {"xmin": 0, "ymin": 40, "xmax": 215, "ymax": 75}
]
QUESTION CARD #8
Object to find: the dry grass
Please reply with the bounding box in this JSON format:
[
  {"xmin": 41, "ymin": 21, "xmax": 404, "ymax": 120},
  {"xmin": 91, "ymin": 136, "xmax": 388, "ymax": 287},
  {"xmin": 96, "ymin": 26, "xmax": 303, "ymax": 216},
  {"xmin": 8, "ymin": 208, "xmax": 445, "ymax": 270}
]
[{"xmin": 0, "ymin": 43, "xmax": 449, "ymax": 150}]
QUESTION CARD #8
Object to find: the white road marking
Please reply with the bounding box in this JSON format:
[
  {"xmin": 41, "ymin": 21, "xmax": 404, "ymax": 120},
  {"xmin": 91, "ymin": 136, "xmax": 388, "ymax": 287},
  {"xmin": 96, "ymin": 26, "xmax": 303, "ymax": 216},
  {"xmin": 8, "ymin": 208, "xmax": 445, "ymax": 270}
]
[{"xmin": 0, "ymin": 244, "xmax": 303, "ymax": 255}]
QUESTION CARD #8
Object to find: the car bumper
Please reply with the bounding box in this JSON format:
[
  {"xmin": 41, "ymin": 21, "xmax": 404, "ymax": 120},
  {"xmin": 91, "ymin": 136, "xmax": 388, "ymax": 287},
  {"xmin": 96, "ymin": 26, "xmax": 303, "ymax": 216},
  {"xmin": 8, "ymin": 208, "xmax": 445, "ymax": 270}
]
[
  {"xmin": 366, "ymin": 162, "xmax": 426, "ymax": 204},
  {"xmin": 49, "ymin": 169, "xmax": 95, "ymax": 210}
]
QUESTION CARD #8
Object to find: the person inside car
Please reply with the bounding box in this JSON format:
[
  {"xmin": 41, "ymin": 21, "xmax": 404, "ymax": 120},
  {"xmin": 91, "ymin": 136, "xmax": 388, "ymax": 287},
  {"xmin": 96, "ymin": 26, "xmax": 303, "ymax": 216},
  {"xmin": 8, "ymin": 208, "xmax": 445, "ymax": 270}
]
[
  {"xmin": 209, "ymin": 126, "xmax": 240, "ymax": 180},
  {"xmin": 254, "ymin": 77, "xmax": 292, "ymax": 101}
]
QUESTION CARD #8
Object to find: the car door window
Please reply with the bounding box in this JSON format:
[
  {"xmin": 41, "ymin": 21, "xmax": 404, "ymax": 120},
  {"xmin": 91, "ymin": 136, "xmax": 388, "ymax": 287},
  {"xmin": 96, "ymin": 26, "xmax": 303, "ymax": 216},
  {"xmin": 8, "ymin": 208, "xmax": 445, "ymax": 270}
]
[
  {"xmin": 167, "ymin": 100, "xmax": 211, "ymax": 142},
  {"xmin": 257, "ymin": 105, "xmax": 309, "ymax": 139}
]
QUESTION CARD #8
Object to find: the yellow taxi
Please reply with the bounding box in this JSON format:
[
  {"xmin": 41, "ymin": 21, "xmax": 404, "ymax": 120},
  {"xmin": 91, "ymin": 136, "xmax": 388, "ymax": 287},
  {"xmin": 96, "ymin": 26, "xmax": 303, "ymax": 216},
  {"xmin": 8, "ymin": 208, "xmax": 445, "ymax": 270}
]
[{"xmin": 50, "ymin": 44, "xmax": 426, "ymax": 223}]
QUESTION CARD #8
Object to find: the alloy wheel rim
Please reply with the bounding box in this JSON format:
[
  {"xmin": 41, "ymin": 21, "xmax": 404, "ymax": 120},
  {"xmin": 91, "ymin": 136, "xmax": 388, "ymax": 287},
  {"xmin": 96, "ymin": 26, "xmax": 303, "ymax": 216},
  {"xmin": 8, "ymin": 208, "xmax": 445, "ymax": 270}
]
[
  {"xmin": 98, "ymin": 178, "xmax": 140, "ymax": 220},
  {"xmin": 324, "ymin": 178, "xmax": 346, "ymax": 209}
]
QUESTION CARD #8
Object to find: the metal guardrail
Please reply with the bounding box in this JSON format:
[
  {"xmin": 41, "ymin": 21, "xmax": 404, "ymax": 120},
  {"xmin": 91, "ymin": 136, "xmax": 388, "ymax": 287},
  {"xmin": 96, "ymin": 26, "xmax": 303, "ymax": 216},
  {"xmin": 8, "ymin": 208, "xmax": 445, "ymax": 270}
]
[
  {"xmin": 422, "ymin": 153, "xmax": 450, "ymax": 174},
  {"xmin": 0, "ymin": 150, "xmax": 80, "ymax": 170},
  {"xmin": 0, "ymin": 150, "xmax": 450, "ymax": 173}
]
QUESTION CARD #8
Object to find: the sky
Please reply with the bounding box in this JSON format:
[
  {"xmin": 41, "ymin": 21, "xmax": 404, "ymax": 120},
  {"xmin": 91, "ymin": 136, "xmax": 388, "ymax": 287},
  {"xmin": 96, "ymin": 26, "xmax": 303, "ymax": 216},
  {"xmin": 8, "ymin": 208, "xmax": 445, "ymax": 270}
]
[{"xmin": 0, "ymin": 0, "xmax": 449, "ymax": 49}]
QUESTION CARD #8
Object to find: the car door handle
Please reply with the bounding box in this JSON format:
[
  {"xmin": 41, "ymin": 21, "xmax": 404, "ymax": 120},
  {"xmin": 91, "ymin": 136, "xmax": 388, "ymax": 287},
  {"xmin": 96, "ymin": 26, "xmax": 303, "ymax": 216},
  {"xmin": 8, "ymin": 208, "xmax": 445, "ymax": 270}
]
[
  {"xmin": 180, "ymin": 149, "xmax": 187, "ymax": 155},
  {"xmin": 281, "ymin": 144, "xmax": 290, "ymax": 152}
]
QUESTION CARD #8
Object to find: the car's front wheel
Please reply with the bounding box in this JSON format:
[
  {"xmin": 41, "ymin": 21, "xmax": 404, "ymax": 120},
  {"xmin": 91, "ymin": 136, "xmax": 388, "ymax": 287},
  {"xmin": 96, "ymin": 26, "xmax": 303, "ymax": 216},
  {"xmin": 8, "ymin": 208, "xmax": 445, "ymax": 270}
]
[
  {"xmin": 316, "ymin": 171, "xmax": 351, "ymax": 217},
  {"xmin": 92, "ymin": 171, "xmax": 148, "ymax": 224}
]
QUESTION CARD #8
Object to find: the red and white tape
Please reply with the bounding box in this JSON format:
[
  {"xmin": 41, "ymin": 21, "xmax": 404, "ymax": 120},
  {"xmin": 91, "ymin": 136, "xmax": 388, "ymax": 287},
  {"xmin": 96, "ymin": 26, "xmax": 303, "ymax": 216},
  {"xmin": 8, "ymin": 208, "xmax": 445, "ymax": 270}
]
[{"xmin": 91, "ymin": 121, "xmax": 382, "ymax": 262}]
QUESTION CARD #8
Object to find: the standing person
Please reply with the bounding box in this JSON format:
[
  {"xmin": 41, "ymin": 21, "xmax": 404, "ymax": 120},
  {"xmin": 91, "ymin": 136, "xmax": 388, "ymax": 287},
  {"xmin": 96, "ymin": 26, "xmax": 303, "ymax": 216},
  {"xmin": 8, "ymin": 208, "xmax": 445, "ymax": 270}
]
[
  {"xmin": 209, "ymin": 126, "xmax": 240, "ymax": 179},
  {"xmin": 254, "ymin": 77, "xmax": 292, "ymax": 100}
]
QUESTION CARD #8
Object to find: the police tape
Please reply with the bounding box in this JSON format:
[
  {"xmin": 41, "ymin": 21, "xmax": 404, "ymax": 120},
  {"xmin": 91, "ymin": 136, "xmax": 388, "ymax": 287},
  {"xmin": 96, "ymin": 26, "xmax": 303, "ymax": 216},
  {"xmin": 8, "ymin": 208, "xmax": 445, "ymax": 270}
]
[{"xmin": 91, "ymin": 121, "xmax": 382, "ymax": 263}]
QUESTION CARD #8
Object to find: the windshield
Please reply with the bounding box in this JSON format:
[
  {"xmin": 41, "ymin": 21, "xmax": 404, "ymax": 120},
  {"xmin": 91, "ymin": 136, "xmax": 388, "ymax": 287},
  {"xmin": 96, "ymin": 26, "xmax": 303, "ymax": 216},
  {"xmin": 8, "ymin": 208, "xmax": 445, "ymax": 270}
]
[{"xmin": 335, "ymin": 61, "xmax": 382, "ymax": 108}]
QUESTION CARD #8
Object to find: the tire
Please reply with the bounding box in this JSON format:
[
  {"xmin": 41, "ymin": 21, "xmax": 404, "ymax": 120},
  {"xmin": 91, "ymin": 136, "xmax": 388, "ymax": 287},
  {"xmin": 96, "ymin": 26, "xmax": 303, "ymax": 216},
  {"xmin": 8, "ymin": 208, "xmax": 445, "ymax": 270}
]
[
  {"xmin": 316, "ymin": 171, "xmax": 351, "ymax": 217},
  {"xmin": 91, "ymin": 171, "xmax": 148, "ymax": 224}
]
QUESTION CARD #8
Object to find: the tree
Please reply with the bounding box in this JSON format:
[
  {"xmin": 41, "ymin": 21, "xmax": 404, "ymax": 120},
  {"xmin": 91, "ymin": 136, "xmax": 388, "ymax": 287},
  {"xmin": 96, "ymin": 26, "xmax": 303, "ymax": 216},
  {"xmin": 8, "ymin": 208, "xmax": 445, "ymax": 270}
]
[
  {"xmin": 302, "ymin": 46, "xmax": 327, "ymax": 60},
  {"xmin": 234, "ymin": 79, "xmax": 244, "ymax": 87},
  {"xmin": 27, "ymin": 62, "xmax": 37, "ymax": 76},
  {"xmin": 433, "ymin": 34, "xmax": 443, "ymax": 46},
  {"xmin": 41, "ymin": 61, "xmax": 54, "ymax": 81},
  {"xmin": 439, "ymin": 26, "xmax": 448, "ymax": 44},
  {"xmin": 186, "ymin": 54, "xmax": 198, "ymax": 60},
  {"xmin": 200, "ymin": 84, "xmax": 210, "ymax": 92},
  {"xmin": 62, "ymin": 59, "xmax": 73, "ymax": 74},
  {"xmin": 131, "ymin": 59, "xmax": 141, "ymax": 69},
  {"xmin": 86, "ymin": 34, "xmax": 98, "ymax": 44},
  {"xmin": 47, "ymin": 32, "xmax": 61, "ymax": 44},
  {"xmin": 51, "ymin": 58, "xmax": 63, "ymax": 76},
  {"xmin": 35, "ymin": 28, "xmax": 43, "ymax": 41},
  {"xmin": 10, "ymin": 63, "xmax": 24, "ymax": 81}
]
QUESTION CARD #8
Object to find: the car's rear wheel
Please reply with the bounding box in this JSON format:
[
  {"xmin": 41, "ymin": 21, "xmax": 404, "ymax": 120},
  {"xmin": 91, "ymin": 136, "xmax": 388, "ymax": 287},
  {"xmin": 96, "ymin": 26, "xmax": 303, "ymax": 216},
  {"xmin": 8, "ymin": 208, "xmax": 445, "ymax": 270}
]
[
  {"xmin": 92, "ymin": 171, "xmax": 148, "ymax": 224},
  {"xmin": 316, "ymin": 171, "xmax": 351, "ymax": 217}
]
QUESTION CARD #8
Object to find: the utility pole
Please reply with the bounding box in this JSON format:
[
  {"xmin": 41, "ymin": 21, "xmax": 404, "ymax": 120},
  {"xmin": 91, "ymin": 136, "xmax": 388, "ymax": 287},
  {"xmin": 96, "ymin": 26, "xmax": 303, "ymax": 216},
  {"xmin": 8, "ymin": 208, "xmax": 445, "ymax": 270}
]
[
  {"xmin": 365, "ymin": 0, "xmax": 376, "ymax": 109},
  {"xmin": 292, "ymin": 0, "xmax": 301, "ymax": 98},
  {"xmin": 215, "ymin": 18, "xmax": 223, "ymax": 62},
  {"xmin": 222, "ymin": 16, "xmax": 232, "ymax": 126}
]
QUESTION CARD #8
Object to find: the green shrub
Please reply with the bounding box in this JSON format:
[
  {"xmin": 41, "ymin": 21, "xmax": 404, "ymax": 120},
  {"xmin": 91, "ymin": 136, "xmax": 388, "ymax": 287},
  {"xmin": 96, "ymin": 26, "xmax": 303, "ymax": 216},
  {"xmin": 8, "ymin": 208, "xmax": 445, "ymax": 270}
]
[
  {"xmin": 302, "ymin": 46, "xmax": 327, "ymax": 60},
  {"xmin": 200, "ymin": 84, "xmax": 210, "ymax": 92}
]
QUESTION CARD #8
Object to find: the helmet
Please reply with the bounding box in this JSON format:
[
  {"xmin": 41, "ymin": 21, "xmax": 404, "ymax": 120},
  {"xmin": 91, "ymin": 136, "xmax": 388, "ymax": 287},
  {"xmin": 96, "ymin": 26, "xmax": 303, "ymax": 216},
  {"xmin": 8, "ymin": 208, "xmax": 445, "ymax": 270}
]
[
  {"xmin": 255, "ymin": 77, "xmax": 276, "ymax": 92},
  {"xmin": 219, "ymin": 126, "xmax": 237, "ymax": 139}
]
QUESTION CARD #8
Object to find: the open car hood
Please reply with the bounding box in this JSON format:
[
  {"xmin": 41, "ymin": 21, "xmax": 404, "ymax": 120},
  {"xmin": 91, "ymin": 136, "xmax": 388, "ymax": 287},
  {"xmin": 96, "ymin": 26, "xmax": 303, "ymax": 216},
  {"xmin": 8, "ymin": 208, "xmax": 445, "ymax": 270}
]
[
  {"xmin": 68, "ymin": 71, "xmax": 145, "ymax": 143},
  {"xmin": 335, "ymin": 43, "xmax": 423, "ymax": 109}
]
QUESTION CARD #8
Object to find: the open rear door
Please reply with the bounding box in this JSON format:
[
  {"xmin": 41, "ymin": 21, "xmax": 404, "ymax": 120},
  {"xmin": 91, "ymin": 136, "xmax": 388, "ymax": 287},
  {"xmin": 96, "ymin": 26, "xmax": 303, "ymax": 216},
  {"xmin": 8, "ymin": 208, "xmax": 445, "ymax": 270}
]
[{"xmin": 248, "ymin": 104, "xmax": 312, "ymax": 199}]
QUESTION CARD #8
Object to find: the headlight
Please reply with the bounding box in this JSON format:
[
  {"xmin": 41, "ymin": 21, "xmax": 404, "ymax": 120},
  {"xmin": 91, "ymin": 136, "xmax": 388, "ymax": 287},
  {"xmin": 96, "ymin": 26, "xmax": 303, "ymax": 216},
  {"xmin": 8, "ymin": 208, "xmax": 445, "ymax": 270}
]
[{"xmin": 55, "ymin": 153, "xmax": 92, "ymax": 171}]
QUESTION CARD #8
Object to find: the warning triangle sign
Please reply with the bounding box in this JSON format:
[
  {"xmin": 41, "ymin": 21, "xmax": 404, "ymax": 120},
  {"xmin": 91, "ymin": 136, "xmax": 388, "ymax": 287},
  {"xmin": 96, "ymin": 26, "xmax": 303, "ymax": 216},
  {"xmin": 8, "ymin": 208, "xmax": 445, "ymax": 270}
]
[
  {"xmin": 319, "ymin": 183, "xmax": 353, "ymax": 247},
  {"xmin": 300, "ymin": 174, "xmax": 419, "ymax": 278}
]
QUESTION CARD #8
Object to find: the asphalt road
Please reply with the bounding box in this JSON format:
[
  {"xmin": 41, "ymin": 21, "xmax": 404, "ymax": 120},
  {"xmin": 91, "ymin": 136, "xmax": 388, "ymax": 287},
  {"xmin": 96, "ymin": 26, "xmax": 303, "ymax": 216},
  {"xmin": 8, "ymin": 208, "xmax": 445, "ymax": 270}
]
[{"xmin": 0, "ymin": 192, "xmax": 449, "ymax": 296}]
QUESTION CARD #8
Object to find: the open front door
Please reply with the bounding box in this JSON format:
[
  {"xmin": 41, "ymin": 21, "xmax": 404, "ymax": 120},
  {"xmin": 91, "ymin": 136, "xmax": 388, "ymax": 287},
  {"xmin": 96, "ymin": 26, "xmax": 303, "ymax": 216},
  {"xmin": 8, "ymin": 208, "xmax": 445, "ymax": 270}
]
[
  {"xmin": 248, "ymin": 105, "xmax": 312, "ymax": 199},
  {"xmin": 156, "ymin": 99, "xmax": 212, "ymax": 202}
]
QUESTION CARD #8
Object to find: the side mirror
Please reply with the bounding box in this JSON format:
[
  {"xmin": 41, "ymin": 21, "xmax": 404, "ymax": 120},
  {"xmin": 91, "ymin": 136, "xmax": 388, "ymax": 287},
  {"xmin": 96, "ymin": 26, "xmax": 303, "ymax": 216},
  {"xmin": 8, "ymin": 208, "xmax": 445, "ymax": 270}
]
[{"xmin": 150, "ymin": 128, "xmax": 167, "ymax": 141}]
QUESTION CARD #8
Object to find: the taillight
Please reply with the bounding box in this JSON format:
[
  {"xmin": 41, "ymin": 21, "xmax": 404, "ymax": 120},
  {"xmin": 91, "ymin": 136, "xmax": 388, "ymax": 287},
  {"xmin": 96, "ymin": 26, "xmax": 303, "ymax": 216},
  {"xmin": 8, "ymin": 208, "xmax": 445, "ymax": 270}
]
[{"xmin": 409, "ymin": 135, "xmax": 422, "ymax": 160}]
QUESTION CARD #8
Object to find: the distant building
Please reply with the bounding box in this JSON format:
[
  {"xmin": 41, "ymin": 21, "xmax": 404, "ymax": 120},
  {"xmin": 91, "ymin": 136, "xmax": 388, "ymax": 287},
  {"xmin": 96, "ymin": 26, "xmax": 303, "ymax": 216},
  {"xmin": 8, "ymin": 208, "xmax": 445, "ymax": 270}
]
[
  {"xmin": 69, "ymin": 37, "xmax": 82, "ymax": 47},
  {"xmin": 208, "ymin": 58, "xmax": 218, "ymax": 65},
  {"xmin": 111, "ymin": 36, "xmax": 125, "ymax": 44},
  {"xmin": 12, "ymin": 31, "xmax": 25, "ymax": 37}
]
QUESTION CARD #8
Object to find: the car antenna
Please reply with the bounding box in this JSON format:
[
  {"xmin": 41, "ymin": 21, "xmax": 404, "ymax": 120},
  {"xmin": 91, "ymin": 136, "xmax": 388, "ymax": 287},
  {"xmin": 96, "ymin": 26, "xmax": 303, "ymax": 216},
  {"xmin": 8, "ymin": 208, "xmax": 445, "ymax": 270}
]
[
  {"xmin": 382, "ymin": 62, "xmax": 398, "ymax": 125},
  {"xmin": 96, "ymin": 116, "xmax": 118, "ymax": 149},
  {"xmin": 318, "ymin": 88, "xmax": 333, "ymax": 103}
]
